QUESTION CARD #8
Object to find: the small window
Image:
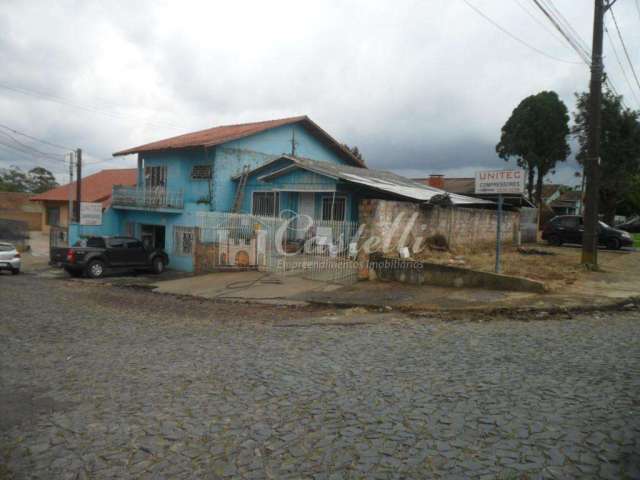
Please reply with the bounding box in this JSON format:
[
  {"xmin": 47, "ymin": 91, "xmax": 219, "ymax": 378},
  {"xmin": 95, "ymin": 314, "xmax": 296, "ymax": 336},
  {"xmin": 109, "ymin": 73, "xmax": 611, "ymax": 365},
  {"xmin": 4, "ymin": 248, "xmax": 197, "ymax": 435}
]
[
  {"xmin": 174, "ymin": 227, "xmax": 195, "ymax": 256},
  {"xmin": 252, "ymin": 192, "xmax": 279, "ymax": 217},
  {"xmin": 109, "ymin": 238, "xmax": 126, "ymax": 248},
  {"xmin": 46, "ymin": 207, "xmax": 60, "ymax": 226},
  {"xmin": 191, "ymin": 165, "xmax": 212, "ymax": 180},
  {"xmin": 322, "ymin": 196, "xmax": 346, "ymax": 221}
]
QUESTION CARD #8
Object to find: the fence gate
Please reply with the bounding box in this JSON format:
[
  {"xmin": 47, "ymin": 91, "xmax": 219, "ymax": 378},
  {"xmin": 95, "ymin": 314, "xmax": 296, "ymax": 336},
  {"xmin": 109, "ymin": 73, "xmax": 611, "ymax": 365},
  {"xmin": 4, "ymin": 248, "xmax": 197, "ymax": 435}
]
[{"xmin": 195, "ymin": 212, "xmax": 361, "ymax": 283}]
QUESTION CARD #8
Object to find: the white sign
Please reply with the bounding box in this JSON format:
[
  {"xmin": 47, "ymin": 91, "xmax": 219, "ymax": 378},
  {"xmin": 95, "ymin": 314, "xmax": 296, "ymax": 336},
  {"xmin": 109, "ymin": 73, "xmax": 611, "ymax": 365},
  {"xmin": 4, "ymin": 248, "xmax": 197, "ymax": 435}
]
[
  {"xmin": 80, "ymin": 202, "xmax": 103, "ymax": 226},
  {"xmin": 475, "ymin": 169, "xmax": 525, "ymax": 195}
]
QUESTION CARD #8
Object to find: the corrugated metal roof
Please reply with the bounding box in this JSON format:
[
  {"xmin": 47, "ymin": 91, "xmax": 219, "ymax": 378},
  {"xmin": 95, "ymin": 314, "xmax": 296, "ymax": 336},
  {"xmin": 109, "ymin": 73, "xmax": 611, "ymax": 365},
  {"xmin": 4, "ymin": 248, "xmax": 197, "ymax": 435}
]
[
  {"xmin": 112, "ymin": 116, "xmax": 366, "ymax": 167},
  {"xmin": 30, "ymin": 168, "xmax": 137, "ymax": 208},
  {"xmin": 256, "ymin": 156, "xmax": 492, "ymax": 205}
]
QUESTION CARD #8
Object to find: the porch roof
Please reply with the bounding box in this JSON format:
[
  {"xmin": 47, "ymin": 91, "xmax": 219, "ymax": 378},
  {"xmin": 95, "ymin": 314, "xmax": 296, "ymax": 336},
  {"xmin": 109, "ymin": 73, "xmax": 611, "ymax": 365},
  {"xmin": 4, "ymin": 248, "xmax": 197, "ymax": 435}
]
[{"xmin": 241, "ymin": 156, "xmax": 492, "ymax": 206}]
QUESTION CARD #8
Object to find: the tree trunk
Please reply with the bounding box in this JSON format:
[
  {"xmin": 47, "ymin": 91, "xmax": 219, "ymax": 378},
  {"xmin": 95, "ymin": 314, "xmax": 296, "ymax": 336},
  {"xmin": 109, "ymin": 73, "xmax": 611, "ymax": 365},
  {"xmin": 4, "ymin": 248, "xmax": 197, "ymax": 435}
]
[
  {"xmin": 600, "ymin": 190, "xmax": 617, "ymax": 225},
  {"xmin": 527, "ymin": 166, "xmax": 535, "ymax": 202},
  {"xmin": 535, "ymin": 167, "xmax": 544, "ymax": 212}
]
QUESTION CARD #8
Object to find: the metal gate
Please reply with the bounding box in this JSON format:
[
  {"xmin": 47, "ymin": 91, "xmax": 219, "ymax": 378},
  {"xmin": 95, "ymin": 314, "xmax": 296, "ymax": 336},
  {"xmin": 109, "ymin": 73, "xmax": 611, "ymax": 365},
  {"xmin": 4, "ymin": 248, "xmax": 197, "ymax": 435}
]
[{"xmin": 195, "ymin": 212, "xmax": 360, "ymax": 283}]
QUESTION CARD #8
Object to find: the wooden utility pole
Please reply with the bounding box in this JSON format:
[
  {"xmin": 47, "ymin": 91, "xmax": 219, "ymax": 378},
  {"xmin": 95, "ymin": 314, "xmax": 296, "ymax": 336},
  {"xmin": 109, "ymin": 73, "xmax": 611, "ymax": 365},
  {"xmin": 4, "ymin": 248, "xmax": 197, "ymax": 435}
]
[
  {"xmin": 75, "ymin": 148, "xmax": 82, "ymax": 223},
  {"xmin": 581, "ymin": 0, "xmax": 606, "ymax": 269}
]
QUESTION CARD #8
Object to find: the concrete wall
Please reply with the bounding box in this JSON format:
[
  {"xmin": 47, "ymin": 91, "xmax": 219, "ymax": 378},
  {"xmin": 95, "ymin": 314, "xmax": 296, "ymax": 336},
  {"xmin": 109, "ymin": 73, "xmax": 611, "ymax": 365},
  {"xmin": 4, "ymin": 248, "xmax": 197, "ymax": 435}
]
[
  {"xmin": 358, "ymin": 199, "xmax": 519, "ymax": 255},
  {"xmin": 0, "ymin": 192, "xmax": 43, "ymax": 230}
]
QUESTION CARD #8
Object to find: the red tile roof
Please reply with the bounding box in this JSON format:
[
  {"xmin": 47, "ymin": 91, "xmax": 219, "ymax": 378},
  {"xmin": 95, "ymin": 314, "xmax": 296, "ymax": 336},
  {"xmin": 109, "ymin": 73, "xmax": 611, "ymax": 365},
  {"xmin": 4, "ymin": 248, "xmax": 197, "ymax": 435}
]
[
  {"xmin": 112, "ymin": 115, "xmax": 365, "ymax": 167},
  {"xmin": 30, "ymin": 168, "xmax": 137, "ymax": 208}
]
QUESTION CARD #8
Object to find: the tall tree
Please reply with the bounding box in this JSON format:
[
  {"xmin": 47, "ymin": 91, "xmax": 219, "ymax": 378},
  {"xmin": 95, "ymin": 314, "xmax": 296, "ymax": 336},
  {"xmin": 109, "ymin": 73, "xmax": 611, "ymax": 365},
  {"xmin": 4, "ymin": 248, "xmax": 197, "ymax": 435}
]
[
  {"xmin": 341, "ymin": 144, "xmax": 365, "ymax": 162},
  {"xmin": 573, "ymin": 88, "xmax": 640, "ymax": 224},
  {"xmin": 0, "ymin": 165, "xmax": 58, "ymax": 193},
  {"xmin": 496, "ymin": 91, "xmax": 571, "ymax": 207},
  {"xmin": 27, "ymin": 166, "xmax": 58, "ymax": 193}
]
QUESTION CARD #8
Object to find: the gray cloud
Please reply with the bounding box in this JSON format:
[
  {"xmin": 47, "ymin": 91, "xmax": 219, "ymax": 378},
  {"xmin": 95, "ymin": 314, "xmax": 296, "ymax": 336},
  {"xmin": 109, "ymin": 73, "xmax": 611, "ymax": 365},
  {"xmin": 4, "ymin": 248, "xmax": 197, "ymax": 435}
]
[{"xmin": 0, "ymin": 0, "xmax": 638, "ymax": 185}]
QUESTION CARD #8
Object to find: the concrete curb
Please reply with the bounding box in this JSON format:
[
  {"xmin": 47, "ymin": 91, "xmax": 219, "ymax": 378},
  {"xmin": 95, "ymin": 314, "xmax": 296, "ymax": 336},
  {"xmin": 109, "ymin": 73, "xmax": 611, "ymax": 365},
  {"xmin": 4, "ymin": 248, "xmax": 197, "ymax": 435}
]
[{"xmin": 370, "ymin": 255, "xmax": 547, "ymax": 293}]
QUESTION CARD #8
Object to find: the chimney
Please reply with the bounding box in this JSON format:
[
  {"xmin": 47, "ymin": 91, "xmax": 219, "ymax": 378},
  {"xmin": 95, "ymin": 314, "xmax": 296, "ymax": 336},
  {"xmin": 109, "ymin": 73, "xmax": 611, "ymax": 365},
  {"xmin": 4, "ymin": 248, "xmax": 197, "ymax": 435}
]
[{"xmin": 427, "ymin": 174, "xmax": 444, "ymax": 189}]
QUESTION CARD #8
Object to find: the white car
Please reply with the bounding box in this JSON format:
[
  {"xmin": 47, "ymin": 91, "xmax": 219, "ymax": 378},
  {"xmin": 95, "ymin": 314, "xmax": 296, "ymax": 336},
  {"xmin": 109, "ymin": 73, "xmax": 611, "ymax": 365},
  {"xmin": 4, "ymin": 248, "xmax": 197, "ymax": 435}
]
[{"xmin": 0, "ymin": 242, "xmax": 21, "ymax": 274}]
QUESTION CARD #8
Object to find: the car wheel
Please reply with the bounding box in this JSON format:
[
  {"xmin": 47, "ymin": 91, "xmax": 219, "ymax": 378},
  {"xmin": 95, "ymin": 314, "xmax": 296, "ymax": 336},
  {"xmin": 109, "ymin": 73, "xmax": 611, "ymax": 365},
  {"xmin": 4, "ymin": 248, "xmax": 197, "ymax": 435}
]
[
  {"xmin": 547, "ymin": 235, "xmax": 562, "ymax": 246},
  {"xmin": 607, "ymin": 238, "xmax": 621, "ymax": 250},
  {"xmin": 11, "ymin": 268, "xmax": 19, "ymax": 275},
  {"xmin": 151, "ymin": 256, "xmax": 165, "ymax": 274},
  {"xmin": 86, "ymin": 260, "xmax": 106, "ymax": 279}
]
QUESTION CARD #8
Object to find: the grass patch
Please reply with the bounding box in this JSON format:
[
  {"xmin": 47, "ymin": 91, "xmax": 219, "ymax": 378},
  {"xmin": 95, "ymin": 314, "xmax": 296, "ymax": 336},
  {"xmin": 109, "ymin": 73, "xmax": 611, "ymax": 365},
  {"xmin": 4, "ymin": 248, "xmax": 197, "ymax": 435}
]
[{"xmin": 633, "ymin": 233, "xmax": 640, "ymax": 249}]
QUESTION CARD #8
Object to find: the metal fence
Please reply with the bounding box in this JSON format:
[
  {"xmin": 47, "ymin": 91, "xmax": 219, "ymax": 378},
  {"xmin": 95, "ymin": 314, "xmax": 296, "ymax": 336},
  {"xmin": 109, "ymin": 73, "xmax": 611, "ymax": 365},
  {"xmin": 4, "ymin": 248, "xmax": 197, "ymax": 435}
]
[{"xmin": 195, "ymin": 212, "xmax": 361, "ymax": 282}]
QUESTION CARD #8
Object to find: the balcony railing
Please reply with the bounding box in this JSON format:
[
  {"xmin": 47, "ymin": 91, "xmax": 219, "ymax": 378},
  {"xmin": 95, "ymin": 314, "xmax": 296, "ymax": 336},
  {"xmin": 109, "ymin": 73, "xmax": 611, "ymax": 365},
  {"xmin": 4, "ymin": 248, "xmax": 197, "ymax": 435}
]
[{"xmin": 112, "ymin": 186, "xmax": 184, "ymax": 211}]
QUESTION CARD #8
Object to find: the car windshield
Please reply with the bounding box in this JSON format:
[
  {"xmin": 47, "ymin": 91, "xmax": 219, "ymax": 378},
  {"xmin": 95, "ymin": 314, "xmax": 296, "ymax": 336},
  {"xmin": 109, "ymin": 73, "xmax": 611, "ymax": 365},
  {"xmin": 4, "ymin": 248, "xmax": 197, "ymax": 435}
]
[
  {"xmin": 0, "ymin": 244, "xmax": 14, "ymax": 252},
  {"xmin": 599, "ymin": 221, "xmax": 610, "ymax": 229}
]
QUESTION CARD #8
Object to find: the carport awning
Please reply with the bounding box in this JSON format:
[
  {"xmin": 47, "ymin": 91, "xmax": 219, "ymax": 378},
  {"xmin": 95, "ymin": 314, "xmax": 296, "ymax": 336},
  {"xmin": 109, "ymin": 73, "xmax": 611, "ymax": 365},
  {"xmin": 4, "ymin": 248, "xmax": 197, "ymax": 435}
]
[{"xmin": 250, "ymin": 156, "xmax": 493, "ymax": 206}]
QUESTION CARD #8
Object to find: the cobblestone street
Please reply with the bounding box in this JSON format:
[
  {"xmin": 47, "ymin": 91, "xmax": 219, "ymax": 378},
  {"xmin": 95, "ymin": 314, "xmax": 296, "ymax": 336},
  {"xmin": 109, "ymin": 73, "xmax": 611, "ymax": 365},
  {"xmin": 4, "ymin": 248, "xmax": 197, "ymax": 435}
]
[{"xmin": 1, "ymin": 274, "xmax": 639, "ymax": 479}]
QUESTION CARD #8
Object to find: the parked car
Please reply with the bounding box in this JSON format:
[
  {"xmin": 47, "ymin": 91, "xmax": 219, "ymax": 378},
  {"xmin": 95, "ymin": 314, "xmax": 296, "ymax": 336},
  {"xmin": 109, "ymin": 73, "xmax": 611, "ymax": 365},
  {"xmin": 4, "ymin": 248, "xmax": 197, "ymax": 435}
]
[
  {"xmin": 542, "ymin": 215, "xmax": 633, "ymax": 250},
  {"xmin": 0, "ymin": 242, "xmax": 20, "ymax": 274},
  {"xmin": 616, "ymin": 216, "xmax": 640, "ymax": 234},
  {"xmin": 62, "ymin": 236, "xmax": 169, "ymax": 279}
]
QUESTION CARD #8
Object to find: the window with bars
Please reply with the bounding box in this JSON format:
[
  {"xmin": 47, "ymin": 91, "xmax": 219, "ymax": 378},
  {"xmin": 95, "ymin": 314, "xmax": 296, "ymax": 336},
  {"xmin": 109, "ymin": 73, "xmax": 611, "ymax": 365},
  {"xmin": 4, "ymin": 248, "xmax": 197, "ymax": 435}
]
[
  {"xmin": 145, "ymin": 165, "xmax": 167, "ymax": 188},
  {"xmin": 252, "ymin": 192, "xmax": 279, "ymax": 217},
  {"xmin": 321, "ymin": 196, "xmax": 346, "ymax": 221},
  {"xmin": 191, "ymin": 165, "xmax": 212, "ymax": 180},
  {"xmin": 174, "ymin": 226, "xmax": 195, "ymax": 256}
]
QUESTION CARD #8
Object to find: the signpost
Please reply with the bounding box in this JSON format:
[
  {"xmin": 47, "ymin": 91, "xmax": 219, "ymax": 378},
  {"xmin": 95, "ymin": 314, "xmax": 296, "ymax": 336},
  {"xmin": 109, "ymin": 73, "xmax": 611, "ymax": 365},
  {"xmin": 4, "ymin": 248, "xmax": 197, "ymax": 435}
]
[
  {"xmin": 475, "ymin": 170, "xmax": 525, "ymax": 273},
  {"xmin": 80, "ymin": 202, "xmax": 103, "ymax": 226}
]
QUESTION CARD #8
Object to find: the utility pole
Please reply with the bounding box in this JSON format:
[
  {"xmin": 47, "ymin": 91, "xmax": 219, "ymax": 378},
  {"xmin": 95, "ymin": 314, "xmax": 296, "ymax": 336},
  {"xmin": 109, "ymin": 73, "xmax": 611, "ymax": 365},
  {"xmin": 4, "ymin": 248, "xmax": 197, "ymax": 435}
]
[
  {"xmin": 67, "ymin": 152, "xmax": 74, "ymax": 223},
  {"xmin": 75, "ymin": 148, "xmax": 82, "ymax": 223},
  {"xmin": 581, "ymin": 0, "xmax": 607, "ymax": 269}
]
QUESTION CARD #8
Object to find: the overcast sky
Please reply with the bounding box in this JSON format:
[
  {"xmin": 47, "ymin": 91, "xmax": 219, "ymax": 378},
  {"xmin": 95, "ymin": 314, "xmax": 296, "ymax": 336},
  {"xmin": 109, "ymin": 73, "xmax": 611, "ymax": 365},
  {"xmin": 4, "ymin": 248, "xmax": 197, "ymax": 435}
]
[{"xmin": 1, "ymin": 0, "xmax": 639, "ymax": 186}]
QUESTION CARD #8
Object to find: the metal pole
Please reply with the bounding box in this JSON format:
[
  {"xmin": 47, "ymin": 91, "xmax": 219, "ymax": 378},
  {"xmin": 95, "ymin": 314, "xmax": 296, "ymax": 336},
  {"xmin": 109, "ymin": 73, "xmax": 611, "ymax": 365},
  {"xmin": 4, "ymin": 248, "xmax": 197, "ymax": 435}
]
[
  {"xmin": 496, "ymin": 194, "xmax": 503, "ymax": 273},
  {"xmin": 67, "ymin": 152, "xmax": 74, "ymax": 226},
  {"xmin": 75, "ymin": 148, "xmax": 82, "ymax": 223},
  {"xmin": 582, "ymin": 0, "xmax": 605, "ymax": 269}
]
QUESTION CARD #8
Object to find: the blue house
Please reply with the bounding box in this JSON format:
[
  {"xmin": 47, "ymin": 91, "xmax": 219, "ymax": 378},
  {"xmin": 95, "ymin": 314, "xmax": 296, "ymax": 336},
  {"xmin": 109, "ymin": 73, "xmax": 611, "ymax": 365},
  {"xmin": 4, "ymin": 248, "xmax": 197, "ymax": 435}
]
[{"xmin": 70, "ymin": 116, "xmax": 487, "ymax": 272}]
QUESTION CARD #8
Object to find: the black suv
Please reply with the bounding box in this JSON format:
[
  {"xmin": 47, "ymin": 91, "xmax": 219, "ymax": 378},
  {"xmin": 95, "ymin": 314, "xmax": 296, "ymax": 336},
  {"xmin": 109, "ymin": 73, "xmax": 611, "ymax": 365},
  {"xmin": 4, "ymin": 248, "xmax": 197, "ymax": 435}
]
[
  {"xmin": 62, "ymin": 236, "xmax": 169, "ymax": 278},
  {"xmin": 542, "ymin": 215, "xmax": 633, "ymax": 250}
]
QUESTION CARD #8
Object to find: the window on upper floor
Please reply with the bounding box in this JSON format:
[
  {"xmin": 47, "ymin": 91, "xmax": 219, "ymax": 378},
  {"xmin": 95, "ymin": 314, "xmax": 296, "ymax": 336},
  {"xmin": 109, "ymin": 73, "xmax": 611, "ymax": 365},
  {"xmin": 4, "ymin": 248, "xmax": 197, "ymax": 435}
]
[
  {"xmin": 191, "ymin": 165, "xmax": 212, "ymax": 180},
  {"xmin": 252, "ymin": 192, "xmax": 279, "ymax": 217},
  {"xmin": 145, "ymin": 165, "xmax": 167, "ymax": 188}
]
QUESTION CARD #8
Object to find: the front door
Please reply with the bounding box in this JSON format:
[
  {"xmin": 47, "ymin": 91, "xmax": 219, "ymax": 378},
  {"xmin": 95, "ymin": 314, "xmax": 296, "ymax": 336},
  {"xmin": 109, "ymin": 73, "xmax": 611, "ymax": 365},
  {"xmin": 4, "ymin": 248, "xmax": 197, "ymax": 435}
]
[
  {"xmin": 297, "ymin": 192, "xmax": 315, "ymax": 240},
  {"xmin": 141, "ymin": 225, "xmax": 166, "ymax": 250}
]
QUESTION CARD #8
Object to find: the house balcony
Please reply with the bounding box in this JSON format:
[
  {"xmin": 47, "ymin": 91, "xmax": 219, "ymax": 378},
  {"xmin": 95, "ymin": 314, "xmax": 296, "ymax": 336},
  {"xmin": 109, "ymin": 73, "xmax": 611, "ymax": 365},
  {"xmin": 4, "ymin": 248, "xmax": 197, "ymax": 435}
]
[{"xmin": 111, "ymin": 186, "xmax": 184, "ymax": 212}]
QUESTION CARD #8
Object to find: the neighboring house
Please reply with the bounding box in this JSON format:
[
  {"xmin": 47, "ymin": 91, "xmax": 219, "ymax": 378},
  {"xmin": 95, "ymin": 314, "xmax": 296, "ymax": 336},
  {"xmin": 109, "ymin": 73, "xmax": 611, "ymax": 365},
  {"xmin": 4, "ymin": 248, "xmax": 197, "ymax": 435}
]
[
  {"xmin": 0, "ymin": 192, "xmax": 43, "ymax": 230},
  {"xmin": 413, "ymin": 175, "xmax": 534, "ymax": 208},
  {"xmin": 30, "ymin": 169, "xmax": 137, "ymax": 233},
  {"xmin": 71, "ymin": 116, "xmax": 490, "ymax": 272},
  {"xmin": 548, "ymin": 190, "xmax": 582, "ymax": 216}
]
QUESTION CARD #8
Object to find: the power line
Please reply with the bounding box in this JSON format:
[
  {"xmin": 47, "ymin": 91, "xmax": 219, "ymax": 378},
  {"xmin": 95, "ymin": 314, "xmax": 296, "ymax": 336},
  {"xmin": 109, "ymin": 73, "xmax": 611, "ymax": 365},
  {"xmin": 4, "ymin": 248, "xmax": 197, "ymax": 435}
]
[
  {"xmin": 608, "ymin": 6, "xmax": 640, "ymax": 98},
  {"xmin": 0, "ymin": 124, "xmax": 74, "ymax": 151},
  {"xmin": 512, "ymin": 0, "xmax": 571, "ymax": 48},
  {"xmin": 540, "ymin": 0, "xmax": 591, "ymax": 55},
  {"xmin": 0, "ymin": 83, "xmax": 188, "ymax": 132},
  {"xmin": 0, "ymin": 130, "xmax": 67, "ymax": 161},
  {"xmin": 462, "ymin": 0, "xmax": 584, "ymax": 64},
  {"xmin": 604, "ymin": 26, "xmax": 640, "ymax": 107},
  {"xmin": 530, "ymin": 0, "xmax": 590, "ymax": 65}
]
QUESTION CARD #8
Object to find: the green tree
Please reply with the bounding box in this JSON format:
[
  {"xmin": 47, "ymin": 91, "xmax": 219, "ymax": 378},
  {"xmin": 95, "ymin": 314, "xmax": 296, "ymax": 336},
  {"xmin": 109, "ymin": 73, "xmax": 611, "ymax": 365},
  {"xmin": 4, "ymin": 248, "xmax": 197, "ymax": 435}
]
[
  {"xmin": 0, "ymin": 165, "xmax": 29, "ymax": 192},
  {"xmin": 342, "ymin": 144, "xmax": 365, "ymax": 163},
  {"xmin": 573, "ymin": 88, "xmax": 640, "ymax": 224},
  {"xmin": 496, "ymin": 91, "xmax": 571, "ymax": 207},
  {"xmin": 0, "ymin": 165, "xmax": 58, "ymax": 193},
  {"xmin": 27, "ymin": 166, "xmax": 58, "ymax": 193}
]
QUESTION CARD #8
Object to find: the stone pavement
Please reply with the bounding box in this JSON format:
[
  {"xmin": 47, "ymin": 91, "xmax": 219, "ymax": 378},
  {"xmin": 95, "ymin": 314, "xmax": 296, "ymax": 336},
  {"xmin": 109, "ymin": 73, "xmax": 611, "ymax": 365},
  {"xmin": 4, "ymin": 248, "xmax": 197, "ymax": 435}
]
[{"xmin": 1, "ymin": 275, "xmax": 639, "ymax": 479}]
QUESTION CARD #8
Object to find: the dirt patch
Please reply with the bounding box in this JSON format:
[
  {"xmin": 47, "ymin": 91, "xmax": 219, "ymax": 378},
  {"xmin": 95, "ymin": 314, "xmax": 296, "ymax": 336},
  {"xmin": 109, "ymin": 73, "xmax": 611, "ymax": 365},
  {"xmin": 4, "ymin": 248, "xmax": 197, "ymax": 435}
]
[{"xmin": 414, "ymin": 244, "xmax": 583, "ymax": 290}]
